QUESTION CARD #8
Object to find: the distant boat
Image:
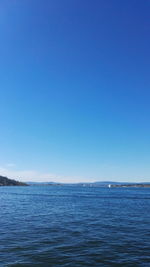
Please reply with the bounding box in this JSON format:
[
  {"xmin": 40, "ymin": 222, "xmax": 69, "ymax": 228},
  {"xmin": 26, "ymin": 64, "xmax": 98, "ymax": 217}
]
[{"xmin": 108, "ymin": 184, "xmax": 111, "ymax": 188}]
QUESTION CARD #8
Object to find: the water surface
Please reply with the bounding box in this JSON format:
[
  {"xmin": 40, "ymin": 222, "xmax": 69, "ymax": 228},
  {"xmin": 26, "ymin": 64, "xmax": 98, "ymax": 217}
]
[{"xmin": 0, "ymin": 186, "xmax": 150, "ymax": 266}]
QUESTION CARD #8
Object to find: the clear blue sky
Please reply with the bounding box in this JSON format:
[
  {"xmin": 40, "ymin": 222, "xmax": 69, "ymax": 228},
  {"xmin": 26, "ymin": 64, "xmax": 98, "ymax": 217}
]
[{"xmin": 0, "ymin": 0, "xmax": 150, "ymax": 182}]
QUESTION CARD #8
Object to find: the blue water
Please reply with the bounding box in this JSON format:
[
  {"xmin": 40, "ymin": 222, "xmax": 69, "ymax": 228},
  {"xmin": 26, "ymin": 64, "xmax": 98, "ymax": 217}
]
[{"xmin": 0, "ymin": 186, "xmax": 150, "ymax": 266}]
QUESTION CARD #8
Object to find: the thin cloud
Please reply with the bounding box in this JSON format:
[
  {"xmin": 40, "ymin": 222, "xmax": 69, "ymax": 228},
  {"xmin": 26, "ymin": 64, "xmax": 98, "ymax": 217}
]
[
  {"xmin": 0, "ymin": 166, "xmax": 88, "ymax": 183},
  {"xmin": 5, "ymin": 163, "xmax": 16, "ymax": 168}
]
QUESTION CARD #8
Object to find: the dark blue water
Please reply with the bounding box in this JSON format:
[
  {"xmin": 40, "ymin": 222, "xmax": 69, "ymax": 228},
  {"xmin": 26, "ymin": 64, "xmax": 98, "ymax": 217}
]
[{"xmin": 0, "ymin": 186, "xmax": 150, "ymax": 266}]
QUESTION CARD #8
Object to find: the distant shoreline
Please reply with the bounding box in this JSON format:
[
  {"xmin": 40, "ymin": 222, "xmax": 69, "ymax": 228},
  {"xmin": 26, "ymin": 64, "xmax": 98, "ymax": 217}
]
[
  {"xmin": 0, "ymin": 175, "xmax": 149, "ymax": 187},
  {"xmin": 108, "ymin": 184, "xmax": 150, "ymax": 188},
  {"xmin": 27, "ymin": 182, "xmax": 150, "ymax": 188}
]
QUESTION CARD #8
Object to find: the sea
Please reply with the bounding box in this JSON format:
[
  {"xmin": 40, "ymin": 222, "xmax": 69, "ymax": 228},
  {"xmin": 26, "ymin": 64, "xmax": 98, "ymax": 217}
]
[{"xmin": 0, "ymin": 185, "xmax": 150, "ymax": 266}]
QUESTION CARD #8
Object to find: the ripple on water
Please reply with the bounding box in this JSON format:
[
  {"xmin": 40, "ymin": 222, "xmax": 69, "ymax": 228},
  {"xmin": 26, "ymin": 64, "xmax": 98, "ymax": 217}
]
[{"xmin": 0, "ymin": 186, "xmax": 150, "ymax": 266}]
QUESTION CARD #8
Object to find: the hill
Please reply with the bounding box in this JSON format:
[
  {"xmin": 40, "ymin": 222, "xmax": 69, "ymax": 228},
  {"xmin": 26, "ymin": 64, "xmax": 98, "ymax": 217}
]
[{"xmin": 0, "ymin": 175, "xmax": 27, "ymax": 186}]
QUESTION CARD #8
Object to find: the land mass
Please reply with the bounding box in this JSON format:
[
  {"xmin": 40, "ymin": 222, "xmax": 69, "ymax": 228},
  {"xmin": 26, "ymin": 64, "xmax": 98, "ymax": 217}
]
[
  {"xmin": 0, "ymin": 175, "xmax": 149, "ymax": 187},
  {"xmin": 27, "ymin": 181, "xmax": 150, "ymax": 187},
  {"xmin": 0, "ymin": 175, "xmax": 27, "ymax": 186},
  {"xmin": 109, "ymin": 183, "xmax": 150, "ymax": 188}
]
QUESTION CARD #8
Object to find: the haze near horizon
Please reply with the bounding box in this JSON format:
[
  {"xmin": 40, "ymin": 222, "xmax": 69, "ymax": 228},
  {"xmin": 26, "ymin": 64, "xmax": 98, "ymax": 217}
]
[{"xmin": 0, "ymin": 0, "xmax": 150, "ymax": 183}]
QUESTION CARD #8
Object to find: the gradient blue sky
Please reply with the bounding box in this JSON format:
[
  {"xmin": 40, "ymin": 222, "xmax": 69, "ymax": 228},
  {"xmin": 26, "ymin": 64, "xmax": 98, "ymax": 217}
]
[{"xmin": 0, "ymin": 0, "xmax": 150, "ymax": 182}]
